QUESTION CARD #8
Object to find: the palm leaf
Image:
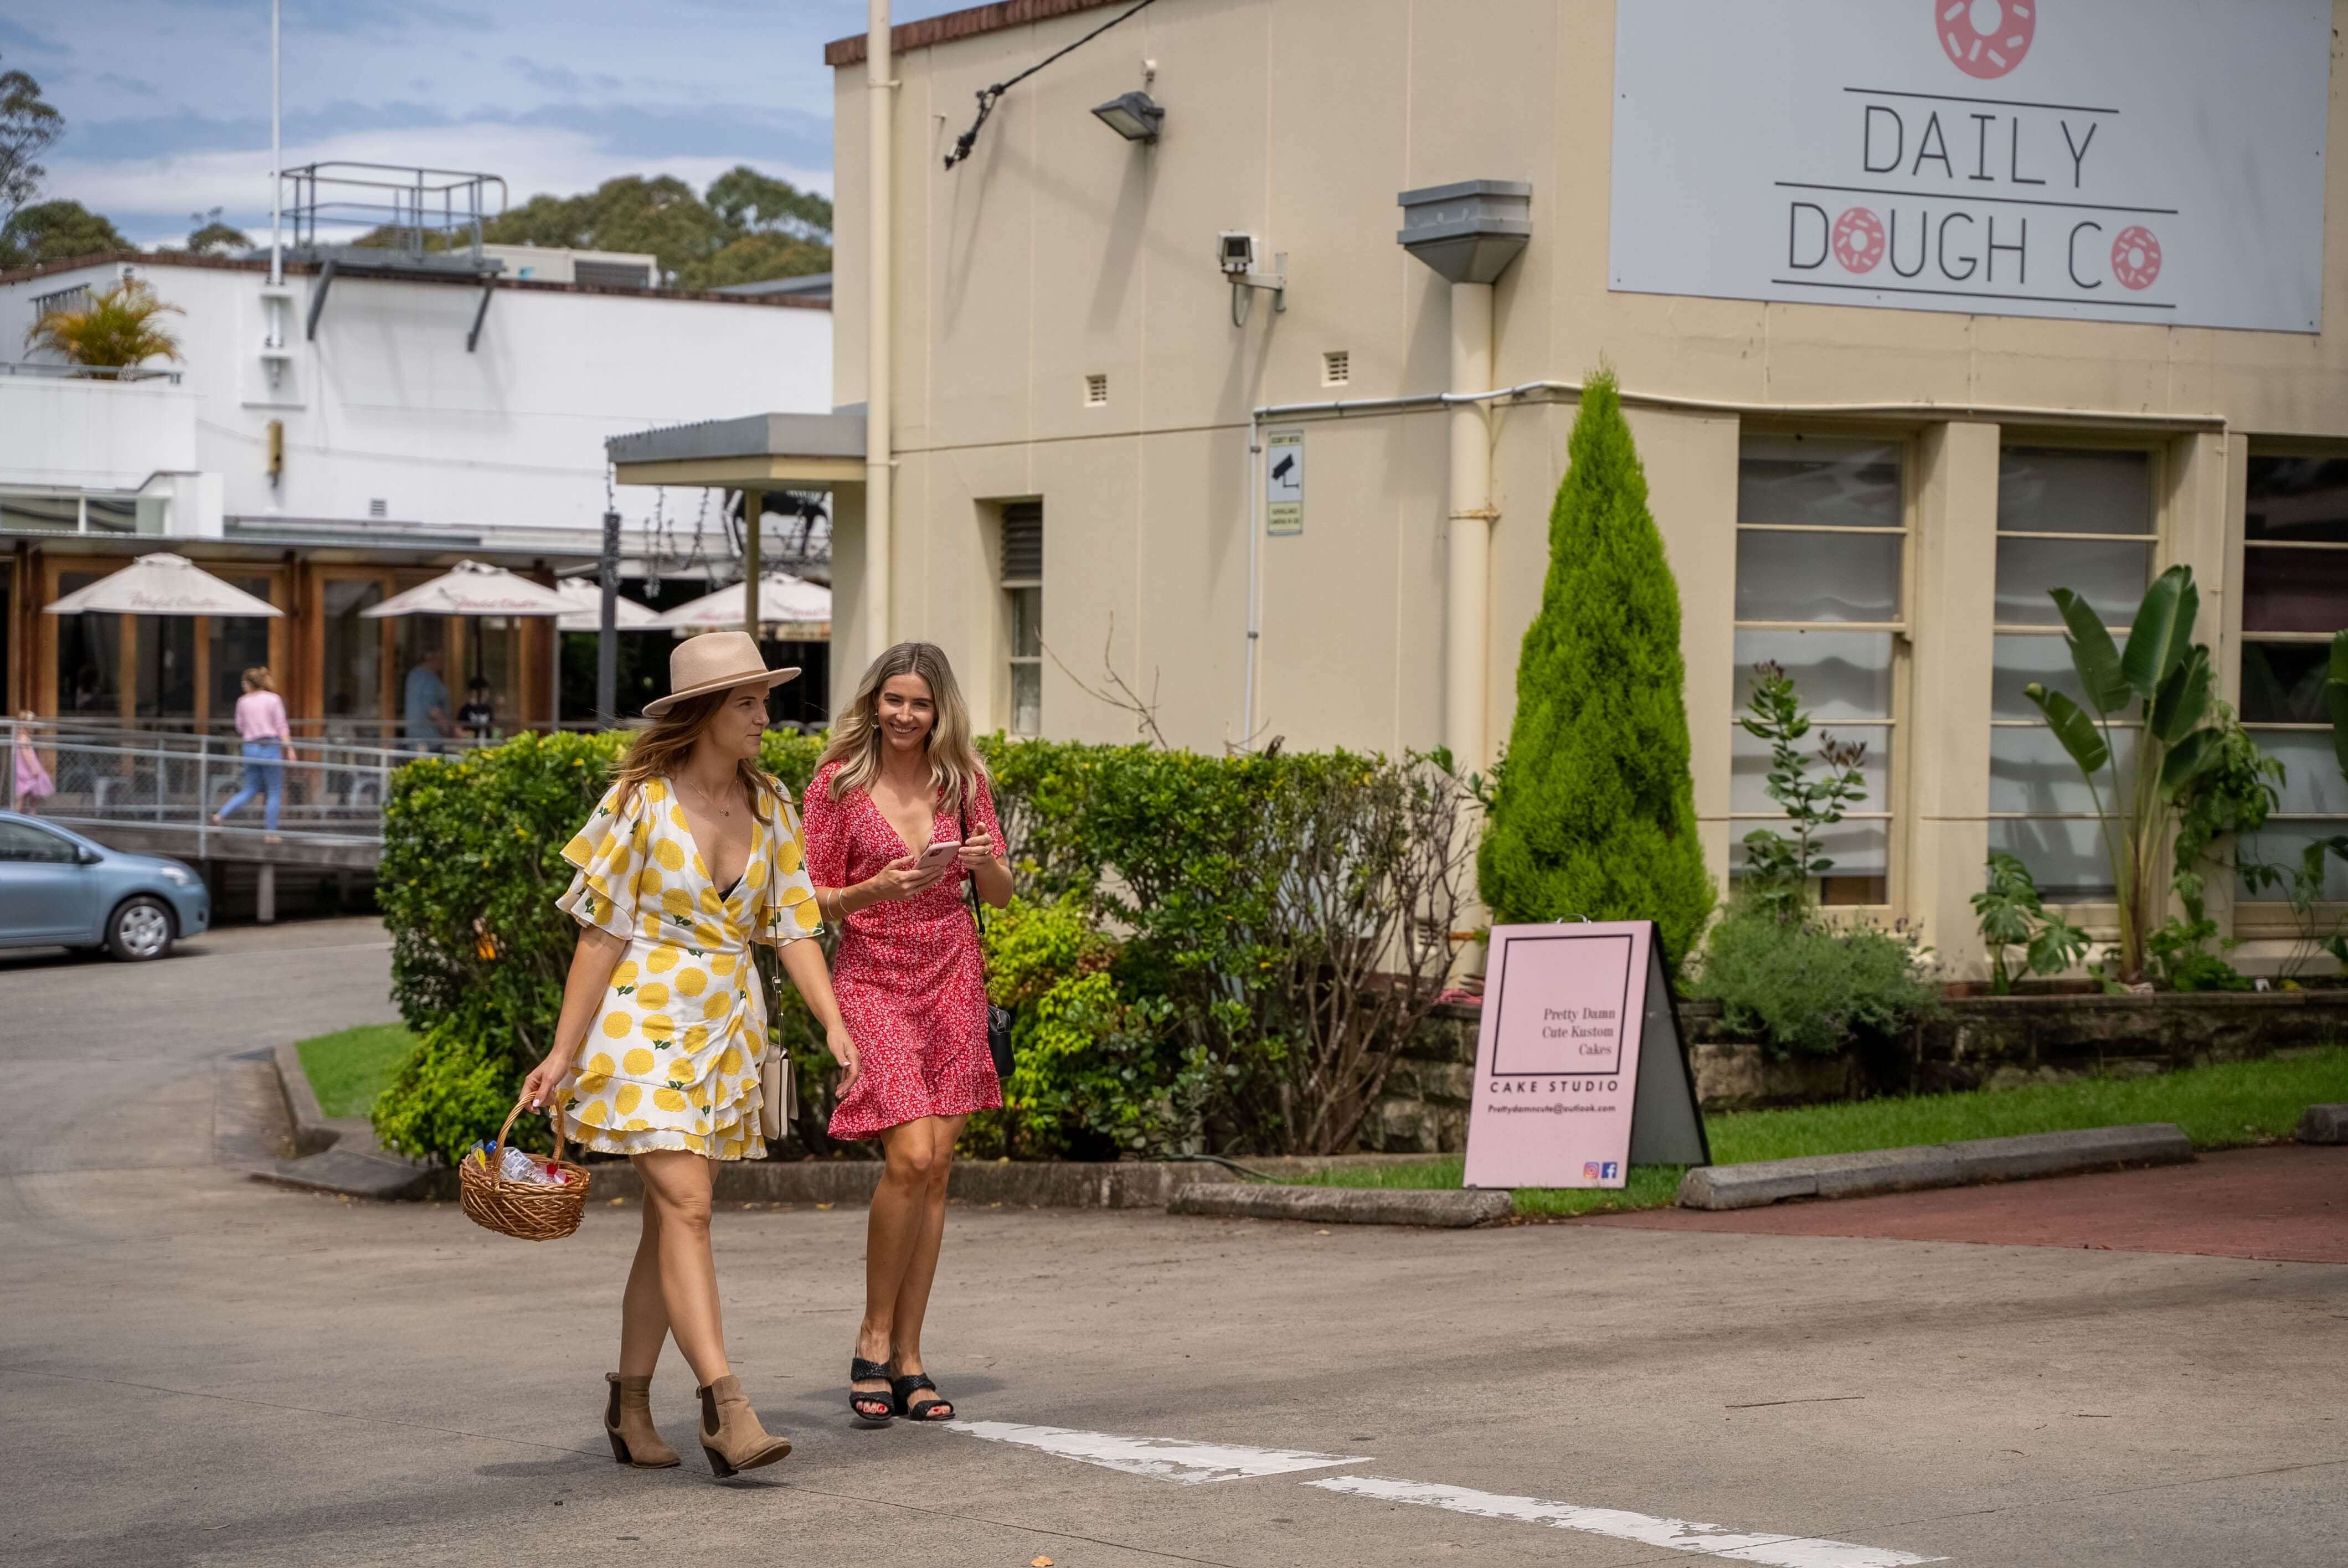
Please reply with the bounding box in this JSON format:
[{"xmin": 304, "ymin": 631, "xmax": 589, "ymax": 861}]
[
  {"xmin": 2025, "ymin": 684, "xmax": 2110, "ymax": 774},
  {"xmin": 2050, "ymin": 589, "xmax": 2130, "ymax": 713},
  {"xmin": 2158, "ymin": 726, "xmax": 2223, "ymax": 798},
  {"xmin": 2149, "ymin": 644, "xmax": 2212, "ymax": 743},
  {"xmin": 2118, "ymin": 565, "xmax": 2197, "ymax": 698}
]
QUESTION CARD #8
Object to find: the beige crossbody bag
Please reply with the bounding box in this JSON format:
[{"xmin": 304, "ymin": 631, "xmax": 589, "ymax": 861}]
[{"xmin": 757, "ymin": 951, "xmax": 797, "ymax": 1143}]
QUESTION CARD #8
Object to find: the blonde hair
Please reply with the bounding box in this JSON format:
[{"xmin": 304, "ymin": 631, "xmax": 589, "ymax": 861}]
[
  {"xmin": 609, "ymin": 687, "xmax": 780, "ymax": 824},
  {"xmin": 818, "ymin": 642, "xmax": 985, "ymax": 811},
  {"xmin": 241, "ymin": 666, "xmax": 275, "ymax": 693}
]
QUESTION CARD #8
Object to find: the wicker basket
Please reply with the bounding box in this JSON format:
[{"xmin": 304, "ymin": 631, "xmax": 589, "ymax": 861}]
[{"xmin": 460, "ymin": 1101, "xmax": 592, "ymax": 1241}]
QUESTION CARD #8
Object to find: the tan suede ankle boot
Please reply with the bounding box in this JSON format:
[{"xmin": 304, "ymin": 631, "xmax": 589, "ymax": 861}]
[
  {"xmin": 605, "ymin": 1373, "xmax": 681, "ymax": 1468},
  {"xmin": 696, "ymin": 1374, "xmax": 792, "ymax": 1478}
]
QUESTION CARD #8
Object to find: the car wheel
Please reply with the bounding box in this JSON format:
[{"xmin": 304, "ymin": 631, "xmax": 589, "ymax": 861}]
[{"xmin": 106, "ymin": 896, "xmax": 175, "ymax": 962}]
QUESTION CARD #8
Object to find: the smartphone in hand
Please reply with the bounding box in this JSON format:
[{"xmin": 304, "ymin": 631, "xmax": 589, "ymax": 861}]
[{"xmin": 913, "ymin": 839, "xmax": 962, "ymax": 875}]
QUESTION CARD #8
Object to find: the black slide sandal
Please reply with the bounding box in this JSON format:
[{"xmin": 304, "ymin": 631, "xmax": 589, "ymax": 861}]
[
  {"xmin": 890, "ymin": 1370, "xmax": 954, "ymax": 1422},
  {"xmin": 849, "ymin": 1357, "xmax": 894, "ymax": 1425}
]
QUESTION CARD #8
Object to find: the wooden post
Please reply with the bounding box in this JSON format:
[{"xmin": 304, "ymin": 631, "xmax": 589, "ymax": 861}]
[{"xmin": 743, "ymin": 488, "xmax": 763, "ymax": 637}]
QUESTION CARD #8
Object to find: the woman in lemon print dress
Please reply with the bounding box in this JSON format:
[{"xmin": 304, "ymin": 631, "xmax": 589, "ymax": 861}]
[{"xmin": 519, "ymin": 632, "xmax": 858, "ymax": 1481}]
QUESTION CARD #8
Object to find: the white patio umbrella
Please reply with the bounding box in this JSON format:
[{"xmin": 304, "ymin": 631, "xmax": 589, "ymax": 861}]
[
  {"xmin": 43, "ymin": 551, "xmax": 284, "ymax": 617},
  {"xmin": 653, "ymin": 572, "xmax": 832, "ymax": 638},
  {"xmin": 554, "ymin": 576, "xmax": 663, "ymax": 632},
  {"xmin": 361, "ymin": 560, "xmax": 570, "ymax": 731},
  {"xmin": 359, "ymin": 559, "xmax": 571, "ymax": 619}
]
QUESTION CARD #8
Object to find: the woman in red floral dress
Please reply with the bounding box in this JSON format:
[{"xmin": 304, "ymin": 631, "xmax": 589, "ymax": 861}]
[{"xmin": 802, "ymin": 641, "xmax": 1010, "ymax": 1426}]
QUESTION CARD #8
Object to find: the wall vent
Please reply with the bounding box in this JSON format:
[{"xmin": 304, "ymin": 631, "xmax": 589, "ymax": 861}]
[
  {"xmin": 1000, "ymin": 502, "xmax": 1044, "ymax": 582},
  {"xmin": 1322, "ymin": 350, "xmax": 1351, "ymax": 386},
  {"xmin": 368, "ymin": 498, "xmax": 388, "ymax": 519},
  {"xmin": 1084, "ymin": 373, "xmax": 1109, "ymax": 408}
]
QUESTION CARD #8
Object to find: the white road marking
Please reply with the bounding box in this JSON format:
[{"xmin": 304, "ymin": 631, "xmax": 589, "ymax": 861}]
[
  {"xmin": 948, "ymin": 1421, "xmax": 1365, "ymax": 1484},
  {"xmin": 1305, "ymin": 1477, "xmax": 1946, "ymax": 1567}
]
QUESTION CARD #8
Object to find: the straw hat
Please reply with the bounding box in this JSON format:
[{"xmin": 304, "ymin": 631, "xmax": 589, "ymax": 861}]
[{"xmin": 641, "ymin": 630, "xmax": 800, "ymax": 718}]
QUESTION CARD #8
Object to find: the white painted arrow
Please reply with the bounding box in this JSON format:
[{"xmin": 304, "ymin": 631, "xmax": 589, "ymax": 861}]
[
  {"xmin": 1306, "ymin": 1476, "xmax": 1947, "ymax": 1568},
  {"xmin": 948, "ymin": 1421, "xmax": 1365, "ymax": 1484}
]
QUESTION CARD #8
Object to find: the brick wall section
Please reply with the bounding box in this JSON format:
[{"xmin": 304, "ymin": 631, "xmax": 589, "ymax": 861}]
[{"xmin": 1366, "ymin": 992, "xmax": 2348, "ymax": 1155}]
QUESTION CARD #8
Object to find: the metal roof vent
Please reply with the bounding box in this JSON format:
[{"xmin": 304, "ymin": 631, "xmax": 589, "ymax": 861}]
[{"xmin": 1396, "ymin": 179, "xmax": 1533, "ymax": 285}]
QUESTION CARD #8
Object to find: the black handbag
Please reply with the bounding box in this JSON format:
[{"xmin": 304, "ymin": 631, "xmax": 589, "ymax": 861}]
[{"xmin": 961, "ymin": 795, "xmax": 1016, "ymax": 1081}]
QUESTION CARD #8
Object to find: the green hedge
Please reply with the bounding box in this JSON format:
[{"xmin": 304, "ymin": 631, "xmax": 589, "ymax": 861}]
[{"xmin": 374, "ymin": 731, "xmax": 1471, "ymax": 1160}]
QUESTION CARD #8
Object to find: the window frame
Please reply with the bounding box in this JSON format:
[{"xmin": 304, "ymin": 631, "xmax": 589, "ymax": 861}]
[
  {"xmin": 2231, "ymin": 441, "xmax": 2348, "ymax": 937},
  {"xmin": 1729, "ymin": 424, "xmax": 1918, "ymax": 912},
  {"xmin": 1984, "ymin": 432, "xmax": 2169, "ymax": 909}
]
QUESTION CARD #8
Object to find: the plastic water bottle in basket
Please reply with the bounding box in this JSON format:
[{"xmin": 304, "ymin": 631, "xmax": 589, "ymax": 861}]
[{"xmin": 459, "ymin": 1100, "xmax": 592, "ymax": 1241}]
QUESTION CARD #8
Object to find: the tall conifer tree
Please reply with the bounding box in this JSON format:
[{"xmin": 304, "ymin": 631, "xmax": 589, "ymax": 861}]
[{"xmin": 1478, "ymin": 369, "xmax": 1715, "ymax": 962}]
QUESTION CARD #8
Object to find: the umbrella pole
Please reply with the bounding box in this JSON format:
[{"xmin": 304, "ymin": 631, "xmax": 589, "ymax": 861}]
[{"xmin": 743, "ymin": 489, "xmax": 762, "ymax": 638}]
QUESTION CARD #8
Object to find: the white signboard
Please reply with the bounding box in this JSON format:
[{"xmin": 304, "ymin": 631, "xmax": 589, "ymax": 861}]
[
  {"xmin": 1265, "ymin": 430, "xmax": 1304, "ymax": 535},
  {"xmin": 1609, "ymin": 0, "xmax": 2330, "ymax": 332}
]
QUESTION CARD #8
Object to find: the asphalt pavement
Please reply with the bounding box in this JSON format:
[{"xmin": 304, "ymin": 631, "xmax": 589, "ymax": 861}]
[{"xmin": 3, "ymin": 920, "xmax": 2343, "ymax": 1567}]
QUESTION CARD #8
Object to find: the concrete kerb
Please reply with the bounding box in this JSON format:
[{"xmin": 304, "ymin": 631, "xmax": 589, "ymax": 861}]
[
  {"xmin": 2298, "ymin": 1103, "xmax": 2348, "ymax": 1144},
  {"xmin": 1676, "ymin": 1122, "xmax": 2195, "ymax": 1211},
  {"xmin": 251, "ymin": 1047, "xmax": 1437, "ymax": 1209},
  {"xmin": 1168, "ymin": 1183, "xmax": 1515, "ymax": 1227}
]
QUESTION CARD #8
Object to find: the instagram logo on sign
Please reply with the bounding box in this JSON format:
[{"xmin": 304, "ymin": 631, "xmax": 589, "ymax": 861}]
[{"xmin": 1938, "ymin": 0, "xmax": 2036, "ymax": 81}]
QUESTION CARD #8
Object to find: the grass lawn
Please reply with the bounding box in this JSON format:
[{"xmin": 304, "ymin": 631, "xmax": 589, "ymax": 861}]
[
  {"xmin": 1299, "ymin": 1046, "xmax": 2348, "ymax": 1219},
  {"xmin": 295, "ymin": 1024, "xmax": 418, "ymax": 1119}
]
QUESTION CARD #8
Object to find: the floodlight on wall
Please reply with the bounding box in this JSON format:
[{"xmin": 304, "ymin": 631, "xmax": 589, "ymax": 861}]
[{"xmin": 1092, "ymin": 90, "xmax": 1165, "ymax": 143}]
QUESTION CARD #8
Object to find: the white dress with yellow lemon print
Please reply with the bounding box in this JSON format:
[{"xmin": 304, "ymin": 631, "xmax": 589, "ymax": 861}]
[{"xmin": 553, "ymin": 775, "xmax": 825, "ymax": 1158}]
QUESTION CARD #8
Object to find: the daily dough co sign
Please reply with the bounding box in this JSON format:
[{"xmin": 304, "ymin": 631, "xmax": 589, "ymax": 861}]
[{"xmin": 1609, "ymin": 0, "xmax": 2331, "ymax": 332}]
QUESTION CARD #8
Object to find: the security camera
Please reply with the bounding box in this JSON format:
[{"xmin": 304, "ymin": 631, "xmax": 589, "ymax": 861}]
[{"xmin": 1218, "ymin": 231, "xmax": 1257, "ymax": 277}]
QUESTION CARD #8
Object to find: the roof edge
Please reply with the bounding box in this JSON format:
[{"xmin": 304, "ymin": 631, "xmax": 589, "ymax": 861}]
[
  {"xmin": 0, "ymin": 250, "xmax": 831, "ymax": 309},
  {"xmin": 826, "ymin": 0, "xmax": 1126, "ymax": 68}
]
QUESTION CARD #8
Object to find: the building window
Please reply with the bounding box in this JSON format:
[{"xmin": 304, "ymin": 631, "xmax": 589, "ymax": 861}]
[
  {"xmin": 1987, "ymin": 446, "xmax": 2157, "ymax": 898},
  {"xmin": 1322, "ymin": 350, "xmax": 1350, "ymax": 386},
  {"xmin": 1084, "ymin": 373, "xmax": 1109, "ymax": 408},
  {"xmin": 1001, "ymin": 502, "xmax": 1043, "ymax": 736},
  {"xmin": 2238, "ymin": 456, "xmax": 2348, "ymax": 902},
  {"xmin": 1731, "ymin": 435, "xmax": 1906, "ymax": 905}
]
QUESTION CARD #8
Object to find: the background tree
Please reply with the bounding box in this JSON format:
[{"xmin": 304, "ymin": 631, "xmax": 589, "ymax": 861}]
[
  {"xmin": 1, "ymin": 199, "xmax": 130, "ymax": 268},
  {"xmin": 1477, "ymin": 368, "xmax": 1716, "ymax": 964},
  {"xmin": 368, "ymin": 166, "xmax": 833, "ymax": 288},
  {"xmin": 0, "ymin": 54, "xmax": 63, "ymax": 230},
  {"xmin": 25, "ymin": 278, "xmax": 183, "ymax": 369},
  {"xmin": 186, "ymin": 207, "xmax": 251, "ymax": 256}
]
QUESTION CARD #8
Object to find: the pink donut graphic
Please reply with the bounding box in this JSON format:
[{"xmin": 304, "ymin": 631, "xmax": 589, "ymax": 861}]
[
  {"xmin": 1938, "ymin": 0, "xmax": 2036, "ymax": 80},
  {"xmin": 1833, "ymin": 208, "xmax": 1887, "ymax": 274},
  {"xmin": 2110, "ymin": 226, "xmax": 2162, "ymax": 290}
]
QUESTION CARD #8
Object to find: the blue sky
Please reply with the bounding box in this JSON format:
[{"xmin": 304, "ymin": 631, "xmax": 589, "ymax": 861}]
[{"xmin": 2, "ymin": 1, "xmax": 970, "ymax": 247}]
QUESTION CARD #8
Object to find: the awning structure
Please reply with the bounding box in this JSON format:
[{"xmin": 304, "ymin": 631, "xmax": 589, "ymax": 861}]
[
  {"xmin": 655, "ymin": 572, "xmax": 831, "ymax": 638},
  {"xmin": 43, "ymin": 551, "xmax": 285, "ymax": 617},
  {"xmin": 605, "ymin": 408, "xmax": 867, "ymax": 489}
]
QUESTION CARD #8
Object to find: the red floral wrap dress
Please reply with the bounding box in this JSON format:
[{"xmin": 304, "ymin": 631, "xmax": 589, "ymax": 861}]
[{"xmin": 802, "ymin": 759, "xmax": 1003, "ymax": 1140}]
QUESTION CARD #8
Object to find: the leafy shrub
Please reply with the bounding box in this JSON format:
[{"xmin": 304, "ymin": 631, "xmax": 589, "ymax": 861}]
[
  {"xmin": 980, "ymin": 740, "xmax": 1472, "ymax": 1154},
  {"xmin": 372, "ymin": 1011, "xmax": 532, "ymax": 1164},
  {"xmin": 1971, "ymin": 853, "xmax": 2089, "ymax": 994},
  {"xmin": 1478, "ymin": 368, "xmax": 1715, "ymax": 966},
  {"xmin": 1682, "ymin": 903, "xmax": 1940, "ymax": 1057},
  {"xmin": 966, "ymin": 895, "xmax": 1188, "ymax": 1159}
]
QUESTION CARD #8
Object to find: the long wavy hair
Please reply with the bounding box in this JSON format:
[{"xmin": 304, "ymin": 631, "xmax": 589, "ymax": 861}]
[
  {"xmin": 610, "ymin": 686, "xmax": 780, "ymax": 823},
  {"xmin": 818, "ymin": 641, "xmax": 984, "ymax": 811}
]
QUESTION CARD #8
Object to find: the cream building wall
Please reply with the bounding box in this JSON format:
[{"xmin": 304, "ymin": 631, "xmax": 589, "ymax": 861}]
[{"xmin": 826, "ymin": 0, "xmax": 2348, "ymax": 975}]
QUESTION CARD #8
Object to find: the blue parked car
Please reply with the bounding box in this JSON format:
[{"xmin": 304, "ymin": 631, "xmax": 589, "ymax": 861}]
[{"xmin": 0, "ymin": 811, "xmax": 211, "ymax": 961}]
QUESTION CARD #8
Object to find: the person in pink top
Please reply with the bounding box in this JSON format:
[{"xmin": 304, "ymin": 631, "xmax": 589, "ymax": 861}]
[
  {"xmin": 12, "ymin": 711, "xmax": 54, "ymax": 813},
  {"xmin": 213, "ymin": 667, "xmax": 297, "ymax": 840}
]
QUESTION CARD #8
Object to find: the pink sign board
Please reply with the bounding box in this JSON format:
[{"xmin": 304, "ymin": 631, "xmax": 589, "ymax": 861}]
[{"xmin": 1462, "ymin": 921, "xmax": 1654, "ymax": 1190}]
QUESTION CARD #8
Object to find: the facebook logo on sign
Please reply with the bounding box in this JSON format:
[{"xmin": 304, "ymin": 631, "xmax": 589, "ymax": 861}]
[{"xmin": 1602, "ymin": 1162, "xmax": 1619, "ymax": 1179}]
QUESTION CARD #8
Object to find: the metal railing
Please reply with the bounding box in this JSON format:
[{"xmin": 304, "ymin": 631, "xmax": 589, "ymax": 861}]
[
  {"xmin": 0, "ymin": 360, "xmax": 185, "ymax": 384},
  {"xmin": 6, "ymin": 718, "xmax": 437, "ymax": 854}
]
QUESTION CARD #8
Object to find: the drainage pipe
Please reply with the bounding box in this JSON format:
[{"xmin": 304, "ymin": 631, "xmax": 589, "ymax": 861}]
[
  {"xmin": 1444, "ymin": 281, "xmax": 1496, "ymax": 771},
  {"xmin": 865, "ymin": 0, "xmax": 896, "ymax": 658}
]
